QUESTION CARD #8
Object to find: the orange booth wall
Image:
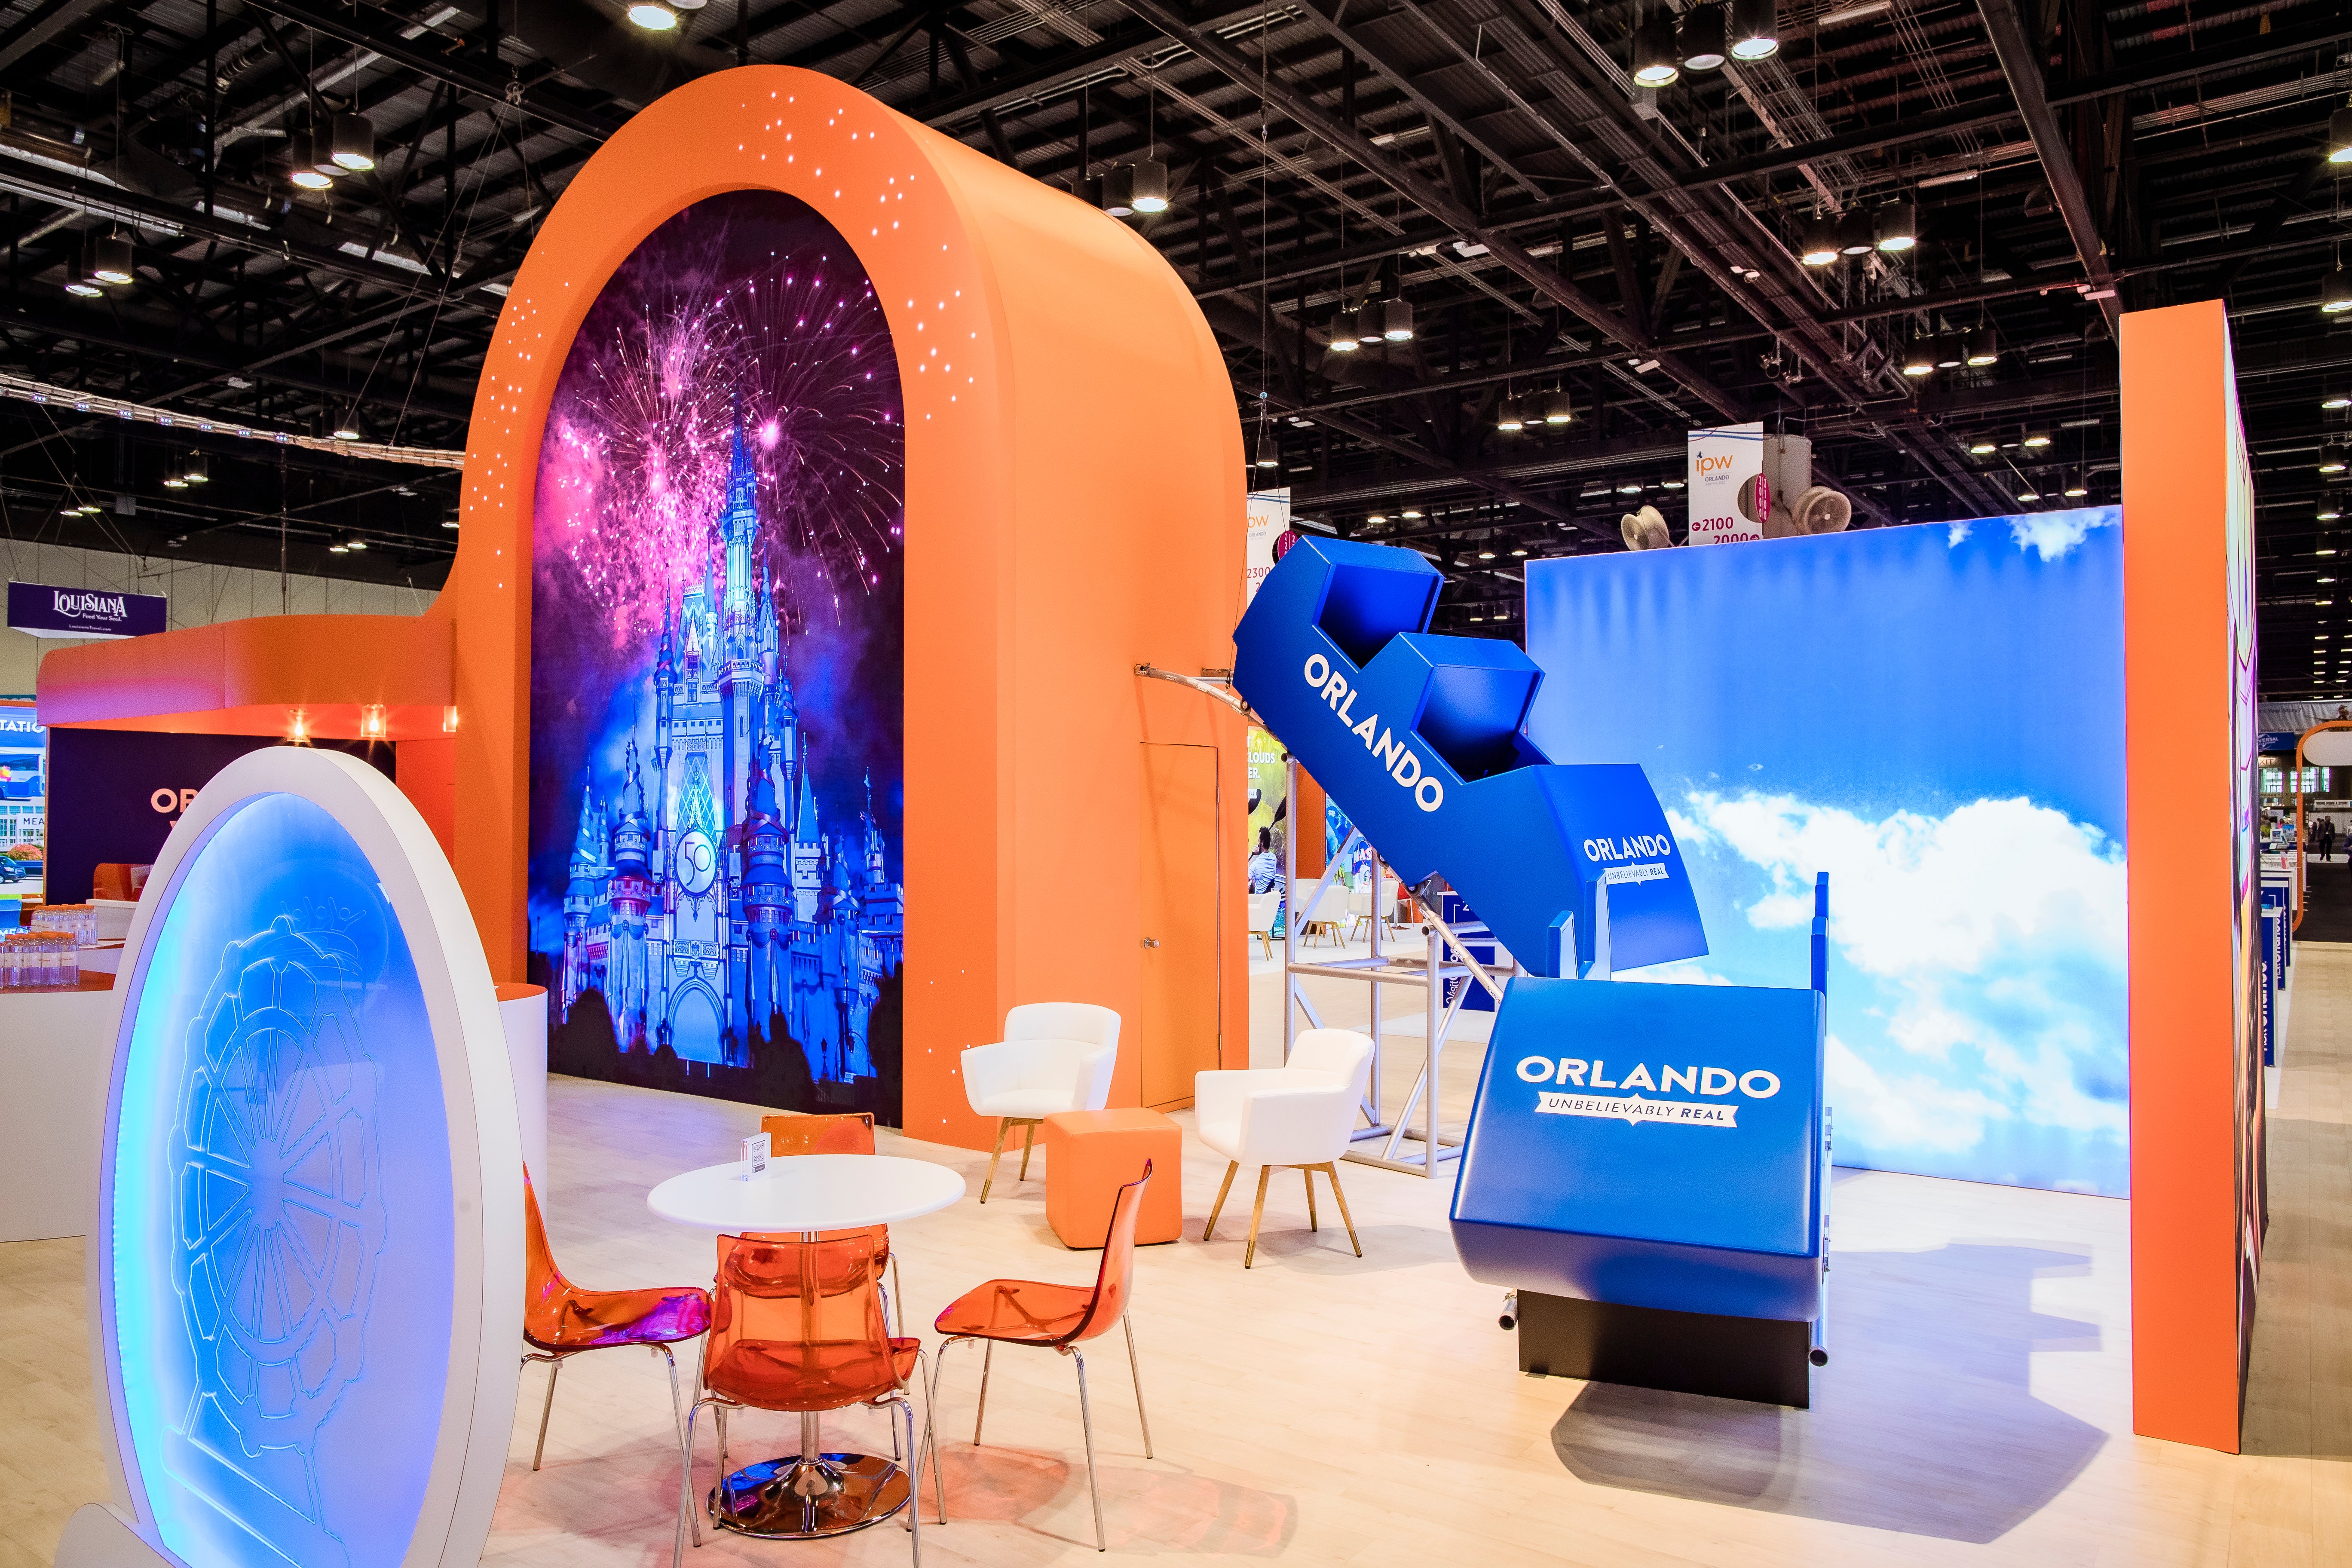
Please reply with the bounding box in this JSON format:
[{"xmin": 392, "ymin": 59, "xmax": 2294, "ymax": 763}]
[
  {"xmin": 444, "ymin": 67, "xmax": 1247, "ymax": 1146},
  {"xmin": 40, "ymin": 66, "xmax": 1247, "ymax": 1149},
  {"xmin": 2121, "ymin": 297, "xmax": 2263, "ymax": 1453}
]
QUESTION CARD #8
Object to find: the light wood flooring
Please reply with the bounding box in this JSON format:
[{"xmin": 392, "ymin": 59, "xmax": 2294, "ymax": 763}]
[{"xmin": 3, "ymin": 945, "xmax": 2349, "ymax": 1566}]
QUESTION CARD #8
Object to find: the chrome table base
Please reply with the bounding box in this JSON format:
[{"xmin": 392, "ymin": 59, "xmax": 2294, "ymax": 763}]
[{"xmin": 708, "ymin": 1452, "xmax": 910, "ymax": 1538}]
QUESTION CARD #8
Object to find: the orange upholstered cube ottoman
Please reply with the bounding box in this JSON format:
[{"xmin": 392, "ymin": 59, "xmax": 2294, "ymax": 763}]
[{"xmin": 1043, "ymin": 1109, "xmax": 1184, "ymax": 1248}]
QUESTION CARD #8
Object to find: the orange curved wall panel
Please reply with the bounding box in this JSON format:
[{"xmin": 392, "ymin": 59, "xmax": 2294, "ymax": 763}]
[{"xmin": 446, "ymin": 67, "xmax": 1245, "ymax": 1146}]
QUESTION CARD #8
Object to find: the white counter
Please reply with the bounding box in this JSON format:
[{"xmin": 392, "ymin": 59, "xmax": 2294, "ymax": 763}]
[{"xmin": 0, "ymin": 983, "xmax": 121, "ymax": 1242}]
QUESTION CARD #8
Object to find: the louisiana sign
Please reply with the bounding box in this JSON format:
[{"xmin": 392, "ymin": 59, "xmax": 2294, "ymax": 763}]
[{"xmin": 8, "ymin": 580, "xmax": 166, "ymax": 639}]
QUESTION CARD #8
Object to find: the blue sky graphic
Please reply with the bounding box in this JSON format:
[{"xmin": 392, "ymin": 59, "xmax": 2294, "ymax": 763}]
[{"xmin": 1523, "ymin": 509, "xmax": 2126, "ymax": 1196}]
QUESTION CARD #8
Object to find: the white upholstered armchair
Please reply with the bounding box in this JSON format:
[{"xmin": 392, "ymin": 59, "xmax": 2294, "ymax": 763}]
[
  {"xmin": 1194, "ymin": 1028, "xmax": 1375, "ymax": 1267},
  {"xmin": 961, "ymin": 1002, "xmax": 1121, "ymax": 1201}
]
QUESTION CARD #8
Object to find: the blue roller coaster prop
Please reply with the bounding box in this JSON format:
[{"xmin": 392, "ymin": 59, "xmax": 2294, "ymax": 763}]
[
  {"xmin": 1232, "ymin": 537, "xmax": 1830, "ymax": 1406},
  {"xmin": 1232, "ymin": 536, "xmax": 1706, "ymax": 976}
]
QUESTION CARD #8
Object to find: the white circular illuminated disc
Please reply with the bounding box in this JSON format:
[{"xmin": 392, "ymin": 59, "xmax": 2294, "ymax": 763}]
[{"xmin": 62, "ymin": 747, "xmax": 519, "ymax": 1568}]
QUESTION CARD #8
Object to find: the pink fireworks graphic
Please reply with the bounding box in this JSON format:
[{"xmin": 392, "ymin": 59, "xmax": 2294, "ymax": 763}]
[{"xmin": 536, "ymin": 196, "xmax": 903, "ymax": 647}]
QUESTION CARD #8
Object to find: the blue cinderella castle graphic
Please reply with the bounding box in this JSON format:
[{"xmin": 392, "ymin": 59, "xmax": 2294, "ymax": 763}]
[{"xmin": 556, "ymin": 425, "xmax": 903, "ymax": 1084}]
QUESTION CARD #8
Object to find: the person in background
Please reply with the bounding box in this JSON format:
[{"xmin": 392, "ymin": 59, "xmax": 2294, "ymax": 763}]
[
  {"xmin": 2322, "ymin": 816, "xmax": 2338, "ymax": 862},
  {"xmin": 1247, "ymin": 826, "xmax": 1283, "ymax": 894}
]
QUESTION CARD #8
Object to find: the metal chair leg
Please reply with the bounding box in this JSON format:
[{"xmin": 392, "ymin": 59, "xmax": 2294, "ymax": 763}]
[
  {"xmin": 889, "ymin": 1253, "xmax": 906, "ymax": 1339},
  {"xmin": 674, "ymin": 1399, "xmax": 705, "ymax": 1568},
  {"xmin": 1245, "ymin": 1166, "xmax": 1271, "ymax": 1269},
  {"xmin": 900, "ymin": 1396, "xmax": 923, "ymax": 1566},
  {"xmin": 1322, "ymin": 1162, "xmax": 1363, "ymax": 1256},
  {"xmin": 925, "ymin": 1339, "xmax": 959, "ymax": 1524},
  {"xmin": 1203, "ymin": 1161, "xmax": 1238, "ymax": 1241},
  {"xmin": 974, "ymin": 1340, "xmax": 995, "ymax": 1445},
  {"xmin": 1123, "ymin": 1314, "xmax": 1153, "ymax": 1459},
  {"xmin": 532, "ymin": 1355, "xmax": 563, "ymax": 1471},
  {"xmin": 1070, "ymin": 1346, "xmax": 1105, "ymax": 1552}
]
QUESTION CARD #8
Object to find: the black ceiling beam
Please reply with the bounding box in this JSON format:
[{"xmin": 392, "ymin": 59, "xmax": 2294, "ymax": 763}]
[
  {"xmin": 240, "ymin": 0, "xmax": 622, "ymax": 141},
  {"xmin": 1979, "ymin": 0, "xmax": 2123, "ymax": 337},
  {"xmin": 1118, "ymin": 0, "xmax": 1746, "ymax": 423}
]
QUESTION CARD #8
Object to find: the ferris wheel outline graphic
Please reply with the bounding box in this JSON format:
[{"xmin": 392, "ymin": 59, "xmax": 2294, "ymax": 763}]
[{"xmin": 167, "ymin": 900, "xmax": 389, "ymax": 1563}]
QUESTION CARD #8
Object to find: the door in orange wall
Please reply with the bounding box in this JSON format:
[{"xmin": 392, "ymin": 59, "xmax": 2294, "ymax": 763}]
[{"xmin": 1139, "ymin": 742, "xmax": 1222, "ymax": 1109}]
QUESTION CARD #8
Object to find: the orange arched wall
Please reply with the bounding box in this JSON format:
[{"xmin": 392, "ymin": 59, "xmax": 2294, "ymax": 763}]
[{"xmin": 442, "ymin": 66, "xmax": 1246, "ymax": 1148}]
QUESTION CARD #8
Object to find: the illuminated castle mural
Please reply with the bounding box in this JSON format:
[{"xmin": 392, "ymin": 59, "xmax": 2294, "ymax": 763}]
[
  {"xmin": 554, "ymin": 425, "xmax": 903, "ymax": 1081},
  {"xmin": 527, "ymin": 190, "xmax": 904, "ymax": 1119}
]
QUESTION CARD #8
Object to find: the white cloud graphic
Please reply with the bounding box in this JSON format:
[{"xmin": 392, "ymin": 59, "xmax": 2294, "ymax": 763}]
[
  {"xmin": 2004, "ymin": 506, "xmax": 2119, "ymax": 562},
  {"xmin": 1673, "ymin": 790, "xmax": 2128, "ymax": 1189}
]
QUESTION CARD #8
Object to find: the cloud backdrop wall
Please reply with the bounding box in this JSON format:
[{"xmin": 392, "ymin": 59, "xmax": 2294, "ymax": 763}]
[{"xmin": 1524, "ymin": 510, "xmax": 2125, "ymax": 1195}]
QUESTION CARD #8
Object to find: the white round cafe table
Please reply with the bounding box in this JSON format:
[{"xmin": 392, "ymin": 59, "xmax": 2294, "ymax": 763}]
[
  {"xmin": 648, "ymin": 1154, "xmax": 965, "ymax": 1234},
  {"xmin": 649, "ymin": 1153, "xmax": 966, "ymax": 1542}
]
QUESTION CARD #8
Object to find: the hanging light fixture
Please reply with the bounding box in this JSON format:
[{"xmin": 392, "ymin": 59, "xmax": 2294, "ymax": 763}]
[
  {"xmin": 1069, "ymin": 172, "xmax": 1101, "ymax": 207},
  {"xmin": 2021, "ymin": 429, "xmax": 2052, "ymax": 448},
  {"xmin": 1964, "ymin": 330, "xmax": 2000, "ymax": 367},
  {"xmin": 1328, "ymin": 308, "xmax": 1361, "ymax": 352},
  {"xmin": 2323, "ymin": 269, "xmax": 2352, "ymax": 315},
  {"xmin": 1836, "ymin": 210, "xmax": 1875, "ymax": 255},
  {"xmin": 63, "ymin": 243, "xmax": 102, "ymax": 297},
  {"xmin": 2329, "ymin": 104, "xmax": 2352, "ymax": 165},
  {"xmin": 1679, "ymin": 3, "xmax": 1728, "ymax": 70},
  {"xmin": 1381, "ymin": 298, "xmax": 1415, "ymax": 341},
  {"xmin": 1798, "ymin": 214, "xmax": 1839, "ymax": 266},
  {"xmin": 627, "ymin": 0, "xmax": 678, "ymax": 28},
  {"xmin": 1099, "ymin": 164, "xmax": 1135, "ymax": 217},
  {"xmin": 1632, "ymin": 11, "xmax": 1681, "ymax": 86},
  {"xmin": 1496, "ymin": 398, "xmax": 1526, "ymax": 433},
  {"xmin": 1967, "ymin": 435, "xmax": 1999, "ymax": 454},
  {"xmin": 1543, "ymin": 388, "xmax": 1574, "ymax": 425},
  {"xmin": 181, "ymin": 451, "xmax": 208, "ymax": 484},
  {"xmin": 1128, "ymin": 159, "xmax": 1169, "ymax": 214},
  {"xmin": 344, "ymin": 535, "xmax": 369, "ymax": 551},
  {"xmin": 90, "ymin": 234, "xmax": 133, "ymax": 285},
  {"xmin": 1357, "ymin": 300, "xmax": 1387, "ymax": 346},
  {"xmin": 162, "ymin": 472, "xmax": 187, "ymax": 490},
  {"xmin": 2063, "ymin": 477, "xmax": 2089, "ymax": 498},
  {"xmin": 1901, "ymin": 338, "xmax": 1936, "ymax": 377},
  {"xmin": 2016, "ymin": 487, "xmax": 2042, "ymax": 502},
  {"xmin": 288, "ymin": 132, "xmax": 335, "ymax": 190},
  {"xmin": 331, "ymin": 113, "xmax": 377, "ymax": 173},
  {"xmin": 331, "ymin": 407, "xmax": 364, "ymax": 441},
  {"xmin": 1401, "ymin": 507, "xmax": 1424, "ymax": 519},
  {"xmin": 329, "ymin": 541, "xmax": 350, "ymax": 554},
  {"xmin": 1935, "ymin": 335, "xmax": 1966, "ymax": 369},
  {"xmin": 1367, "ymin": 511, "xmax": 1389, "ymax": 525},
  {"xmin": 2321, "ymin": 444, "xmax": 2349, "ymax": 475},
  {"xmin": 2324, "ymin": 392, "xmax": 2352, "ymax": 410},
  {"xmin": 1875, "ymin": 202, "xmax": 1918, "ymax": 253},
  {"xmin": 1253, "ymin": 426, "xmax": 1280, "ymax": 469},
  {"xmin": 1730, "ymin": 0, "xmax": 1780, "ymax": 60}
]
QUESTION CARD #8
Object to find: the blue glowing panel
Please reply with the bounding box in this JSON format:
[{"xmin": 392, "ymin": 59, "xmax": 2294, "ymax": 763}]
[{"xmin": 111, "ymin": 791, "xmax": 451, "ymax": 1568}]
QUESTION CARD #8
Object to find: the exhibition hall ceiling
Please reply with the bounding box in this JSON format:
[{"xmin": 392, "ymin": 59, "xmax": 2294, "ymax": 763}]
[{"xmin": 0, "ymin": 0, "xmax": 2343, "ymax": 686}]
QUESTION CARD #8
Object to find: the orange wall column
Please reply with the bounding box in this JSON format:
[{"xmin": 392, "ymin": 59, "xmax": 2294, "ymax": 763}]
[{"xmin": 2122, "ymin": 298, "xmax": 2255, "ymax": 1452}]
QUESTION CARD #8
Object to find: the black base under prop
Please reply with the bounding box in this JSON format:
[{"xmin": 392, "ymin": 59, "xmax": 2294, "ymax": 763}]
[{"xmin": 1516, "ymin": 1290, "xmax": 1813, "ymax": 1409}]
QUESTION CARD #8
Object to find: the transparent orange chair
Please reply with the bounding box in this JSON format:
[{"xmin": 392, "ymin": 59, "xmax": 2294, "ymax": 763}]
[
  {"xmin": 930, "ymin": 1161, "xmax": 1154, "ymax": 1552},
  {"xmin": 757, "ymin": 1112, "xmax": 904, "ymax": 1330},
  {"xmin": 519, "ymin": 1169, "xmax": 712, "ymax": 1473},
  {"xmin": 677, "ymin": 1231, "xmax": 938, "ymax": 1566}
]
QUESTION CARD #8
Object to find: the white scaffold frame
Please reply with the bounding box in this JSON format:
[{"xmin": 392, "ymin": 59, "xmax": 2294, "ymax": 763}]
[{"xmin": 1277, "ymin": 758, "xmax": 1521, "ymax": 1178}]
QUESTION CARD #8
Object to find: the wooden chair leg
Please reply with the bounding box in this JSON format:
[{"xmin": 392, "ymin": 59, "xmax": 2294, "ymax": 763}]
[
  {"xmin": 1017, "ymin": 1121, "xmax": 1037, "ymax": 1182},
  {"xmin": 1303, "ymin": 1166, "xmax": 1319, "ymax": 1231},
  {"xmin": 1321, "ymin": 1163, "xmax": 1363, "ymax": 1257},
  {"xmin": 1203, "ymin": 1161, "xmax": 1239, "ymax": 1241},
  {"xmin": 1244, "ymin": 1166, "xmax": 1272, "ymax": 1269},
  {"xmin": 980, "ymin": 1118, "xmax": 1011, "ymax": 1202}
]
